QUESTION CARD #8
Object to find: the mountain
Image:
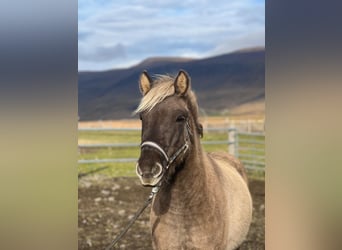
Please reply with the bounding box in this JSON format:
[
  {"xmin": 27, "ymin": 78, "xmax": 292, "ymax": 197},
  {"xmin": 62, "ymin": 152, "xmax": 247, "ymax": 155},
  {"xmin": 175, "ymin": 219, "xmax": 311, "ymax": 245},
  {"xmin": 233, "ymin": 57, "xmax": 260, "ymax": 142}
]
[{"xmin": 78, "ymin": 48, "xmax": 265, "ymax": 120}]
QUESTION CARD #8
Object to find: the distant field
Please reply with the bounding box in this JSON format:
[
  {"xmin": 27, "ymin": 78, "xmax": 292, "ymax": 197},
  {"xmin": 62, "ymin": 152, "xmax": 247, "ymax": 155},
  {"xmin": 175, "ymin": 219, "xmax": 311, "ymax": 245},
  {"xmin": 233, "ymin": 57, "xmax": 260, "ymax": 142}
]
[
  {"xmin": 79, "ymin": 115, "xmax": 265, "ymax": 129},
  {"xmin": 78, "ymin": 126, "xmax": 264, "ymax": 179}
]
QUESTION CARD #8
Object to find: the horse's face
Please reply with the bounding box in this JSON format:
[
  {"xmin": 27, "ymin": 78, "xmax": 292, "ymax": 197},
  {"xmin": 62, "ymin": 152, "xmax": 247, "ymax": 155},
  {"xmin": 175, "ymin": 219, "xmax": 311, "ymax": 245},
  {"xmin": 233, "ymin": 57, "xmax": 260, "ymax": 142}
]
[
  {"xmin": 137, "ymin": 96, "xmax": 190, "ymax": 186},
  {"xmin": 136, "ymin": 70, "xmax": 192, "ymax": 187}
]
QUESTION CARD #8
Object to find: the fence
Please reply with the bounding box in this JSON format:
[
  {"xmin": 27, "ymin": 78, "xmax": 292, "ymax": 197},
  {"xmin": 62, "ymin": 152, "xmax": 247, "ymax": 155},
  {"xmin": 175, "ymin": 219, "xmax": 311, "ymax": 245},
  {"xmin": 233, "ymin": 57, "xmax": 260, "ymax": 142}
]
[{"xmin": 78, "ymin": 127, "xmax": 265, "ymax": 174}]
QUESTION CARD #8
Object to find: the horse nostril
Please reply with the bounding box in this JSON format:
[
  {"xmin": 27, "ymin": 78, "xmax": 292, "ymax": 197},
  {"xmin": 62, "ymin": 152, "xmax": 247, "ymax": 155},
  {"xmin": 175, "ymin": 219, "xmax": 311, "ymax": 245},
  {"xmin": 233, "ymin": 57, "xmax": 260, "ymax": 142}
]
[
  {"xmin": 152, "ymin": 163, "xmax": 163, "ymax": 178},
  {"xmin": 136, "ymin": 163, "xmax": 163, "ymax": 179}
]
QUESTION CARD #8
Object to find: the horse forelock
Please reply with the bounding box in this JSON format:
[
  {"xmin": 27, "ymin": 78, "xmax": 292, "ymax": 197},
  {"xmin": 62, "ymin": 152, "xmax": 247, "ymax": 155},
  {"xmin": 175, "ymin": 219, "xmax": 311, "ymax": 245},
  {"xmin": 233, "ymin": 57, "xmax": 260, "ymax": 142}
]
[{"xmin": 134, "ymin": 74, "xmax": 201, "ymax": 138}]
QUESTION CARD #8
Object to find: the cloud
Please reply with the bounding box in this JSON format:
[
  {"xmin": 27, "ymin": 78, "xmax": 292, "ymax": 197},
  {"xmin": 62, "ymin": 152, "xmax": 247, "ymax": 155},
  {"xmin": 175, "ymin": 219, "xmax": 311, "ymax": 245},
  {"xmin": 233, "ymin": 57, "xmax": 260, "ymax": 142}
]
[
  {"xmin": 78, "ymin": 0, "xmax": 265, "ymax": 70},
  {"xmin": 79, "ymin": 43, "xmax": 126, "ymax": 62}
]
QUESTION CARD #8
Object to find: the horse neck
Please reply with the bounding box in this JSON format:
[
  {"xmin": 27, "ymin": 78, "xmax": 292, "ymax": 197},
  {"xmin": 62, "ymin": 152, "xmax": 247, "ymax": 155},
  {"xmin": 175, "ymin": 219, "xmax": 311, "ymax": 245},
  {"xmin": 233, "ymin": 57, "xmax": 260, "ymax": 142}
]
[{"xmin": 154, "ymin": 137, "xmax": 211, "ymax": 214}]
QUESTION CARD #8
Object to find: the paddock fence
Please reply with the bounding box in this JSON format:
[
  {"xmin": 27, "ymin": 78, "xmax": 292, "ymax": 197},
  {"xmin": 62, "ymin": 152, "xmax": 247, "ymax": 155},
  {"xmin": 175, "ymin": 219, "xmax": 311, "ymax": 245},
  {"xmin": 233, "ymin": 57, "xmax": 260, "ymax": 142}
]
[{"xmin": 78, "ymin": 125, "xmax": 265, "ymax": 174}]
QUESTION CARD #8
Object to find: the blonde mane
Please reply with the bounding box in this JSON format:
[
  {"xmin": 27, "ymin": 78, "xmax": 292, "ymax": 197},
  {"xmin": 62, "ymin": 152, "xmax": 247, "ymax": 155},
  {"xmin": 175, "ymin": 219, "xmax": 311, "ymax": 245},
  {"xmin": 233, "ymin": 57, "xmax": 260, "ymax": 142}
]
[{"xmin": 134, "ymin": 75, "xmax": 175, "ymax": 114}]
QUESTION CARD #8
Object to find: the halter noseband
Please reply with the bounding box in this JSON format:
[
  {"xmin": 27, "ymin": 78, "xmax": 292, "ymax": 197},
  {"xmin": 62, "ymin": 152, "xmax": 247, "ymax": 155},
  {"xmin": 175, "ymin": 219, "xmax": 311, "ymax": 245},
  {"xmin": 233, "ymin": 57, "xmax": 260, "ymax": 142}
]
[
  {"xmin": 140, "ymin": 141, "xmax": 189, "ymax": 171},
  {"xmin": 140, "ymin": 121, "xmax": 191, "ymax": 171}
]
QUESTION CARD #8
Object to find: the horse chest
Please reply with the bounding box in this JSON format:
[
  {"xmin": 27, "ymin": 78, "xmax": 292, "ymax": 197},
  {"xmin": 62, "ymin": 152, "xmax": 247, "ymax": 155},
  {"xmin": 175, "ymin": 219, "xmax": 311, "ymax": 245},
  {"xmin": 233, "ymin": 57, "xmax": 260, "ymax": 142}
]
[{"xmin": 150, "ymin": 211, "xmax": 227, "ymax": 250}]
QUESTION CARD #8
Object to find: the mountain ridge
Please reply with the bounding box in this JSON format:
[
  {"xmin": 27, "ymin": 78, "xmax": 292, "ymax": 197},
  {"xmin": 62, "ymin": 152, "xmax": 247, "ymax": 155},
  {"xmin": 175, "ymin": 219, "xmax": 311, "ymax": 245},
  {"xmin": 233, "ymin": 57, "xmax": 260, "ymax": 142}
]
[{"xmin": 78, "ymin": 48, "xmax": 265, "ymax": 120}]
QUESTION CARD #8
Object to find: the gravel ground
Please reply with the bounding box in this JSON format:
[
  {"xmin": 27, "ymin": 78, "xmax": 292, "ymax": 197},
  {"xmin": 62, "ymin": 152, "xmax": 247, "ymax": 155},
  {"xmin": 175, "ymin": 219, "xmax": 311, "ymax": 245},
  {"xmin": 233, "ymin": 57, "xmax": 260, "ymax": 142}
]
[{"xmin": 78, "ymin": 176, "xmax": 264, "ymax": 250}]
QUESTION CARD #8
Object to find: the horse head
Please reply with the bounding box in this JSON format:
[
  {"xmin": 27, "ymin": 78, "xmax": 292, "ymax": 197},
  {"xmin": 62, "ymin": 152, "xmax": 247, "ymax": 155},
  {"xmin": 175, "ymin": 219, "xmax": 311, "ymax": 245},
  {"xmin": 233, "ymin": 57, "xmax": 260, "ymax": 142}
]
[{"xmin": 135, "ymin": 70, "xmax": 202, "ymax": 186}]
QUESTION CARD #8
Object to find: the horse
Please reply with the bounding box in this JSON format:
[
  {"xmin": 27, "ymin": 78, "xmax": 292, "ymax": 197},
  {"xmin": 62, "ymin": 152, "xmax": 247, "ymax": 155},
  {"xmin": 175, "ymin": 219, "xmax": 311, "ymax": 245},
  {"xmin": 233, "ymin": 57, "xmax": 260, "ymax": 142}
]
[{"xmin": 134, "ymin": 70, "xmax": 252, "ymax": 250}]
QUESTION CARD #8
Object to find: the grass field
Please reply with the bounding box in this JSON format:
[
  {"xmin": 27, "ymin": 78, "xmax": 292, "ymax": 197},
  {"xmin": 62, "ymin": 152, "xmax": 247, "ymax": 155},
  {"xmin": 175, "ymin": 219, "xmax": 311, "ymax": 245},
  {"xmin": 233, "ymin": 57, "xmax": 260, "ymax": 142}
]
[{"xmin": 78, "ymin": 128, "xmax": 265, "ymax": 179}]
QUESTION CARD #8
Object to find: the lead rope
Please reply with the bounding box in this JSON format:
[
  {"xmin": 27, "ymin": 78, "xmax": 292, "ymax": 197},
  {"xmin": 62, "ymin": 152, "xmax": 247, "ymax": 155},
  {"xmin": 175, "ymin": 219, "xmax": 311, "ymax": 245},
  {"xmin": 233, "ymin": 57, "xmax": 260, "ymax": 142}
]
[
  {"xmin": 104, "ymin": 121, "xmax": 191, "ymax": 250},
  {"xmin": 104, "ymin": 186, "xmax": 160, "ymax": 250},
  {"xmin": 103, "ymin": 140, "xmax": 188, "ymax": 250}
]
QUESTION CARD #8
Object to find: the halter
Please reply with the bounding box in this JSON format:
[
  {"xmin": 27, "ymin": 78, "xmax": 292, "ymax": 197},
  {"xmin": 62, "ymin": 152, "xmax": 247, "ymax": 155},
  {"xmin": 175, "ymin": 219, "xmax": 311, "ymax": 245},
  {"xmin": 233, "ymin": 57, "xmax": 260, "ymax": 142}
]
[
  {"xmin": 140, "ymin": 121, "xmax": 191, "ymax": 171},
  {"xmin": 140, "ymin": 141, "xmax": 189, "ymax": 171}
]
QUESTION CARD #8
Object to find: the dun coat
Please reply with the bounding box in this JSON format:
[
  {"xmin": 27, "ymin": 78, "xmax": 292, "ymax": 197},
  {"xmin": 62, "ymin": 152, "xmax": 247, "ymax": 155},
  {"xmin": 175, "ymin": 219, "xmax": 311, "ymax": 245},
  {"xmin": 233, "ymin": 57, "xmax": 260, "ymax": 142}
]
[{"xmin": 135, "ymin": 70, "xmax": 252, "ymax": 250}]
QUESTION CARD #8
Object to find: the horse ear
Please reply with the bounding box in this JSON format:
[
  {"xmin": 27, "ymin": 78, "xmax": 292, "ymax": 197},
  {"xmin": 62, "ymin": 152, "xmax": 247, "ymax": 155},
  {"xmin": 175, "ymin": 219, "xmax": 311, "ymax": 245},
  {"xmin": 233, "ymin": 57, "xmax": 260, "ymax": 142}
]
[
  {"xmin": 139, "ymin": 70, "xmax": 152, "ymax": 96},
  {"xmin": 174, "ymin": 70, "xmax": 190, "ymax": 96}
]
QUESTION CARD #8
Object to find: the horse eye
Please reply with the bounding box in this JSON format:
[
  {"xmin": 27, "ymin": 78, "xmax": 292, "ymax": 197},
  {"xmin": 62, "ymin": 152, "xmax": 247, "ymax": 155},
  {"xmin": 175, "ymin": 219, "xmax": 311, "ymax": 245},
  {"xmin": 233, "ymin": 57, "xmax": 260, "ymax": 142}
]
[{"xmin": 176, "ymin": 115, "xmax": 186, "ymax": 122}]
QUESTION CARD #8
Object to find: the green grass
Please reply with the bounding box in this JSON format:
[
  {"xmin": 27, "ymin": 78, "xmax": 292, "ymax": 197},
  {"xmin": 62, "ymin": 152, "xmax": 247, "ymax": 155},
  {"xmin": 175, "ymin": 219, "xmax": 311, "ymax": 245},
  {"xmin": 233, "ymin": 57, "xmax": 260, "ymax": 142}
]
[
  {"xmin": 78, "ymin": 130, "xmax": 141, "ymax": 143},
  {"xmin": 79, "ymin": 147, "xmax": 140, "ymax": 160},
  {"xmin": 78, "ymin": 162, "xmax": 137, "ymax": 177},
  {"xmin": 78, "ymin": 130, "xmax": 265, "ymax": 179},
  {"xmin": 78, "ymin": 130, "xmax": 141, "ymax": 177}
]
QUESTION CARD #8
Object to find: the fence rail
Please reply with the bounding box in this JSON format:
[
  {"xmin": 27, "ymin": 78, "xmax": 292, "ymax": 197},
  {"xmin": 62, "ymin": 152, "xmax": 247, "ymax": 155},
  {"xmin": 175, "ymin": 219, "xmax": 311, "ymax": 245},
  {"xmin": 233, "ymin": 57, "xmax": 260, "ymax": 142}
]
[{"xmin": 78, "ymin": 127, "xmax": 265, "ymax": 173}]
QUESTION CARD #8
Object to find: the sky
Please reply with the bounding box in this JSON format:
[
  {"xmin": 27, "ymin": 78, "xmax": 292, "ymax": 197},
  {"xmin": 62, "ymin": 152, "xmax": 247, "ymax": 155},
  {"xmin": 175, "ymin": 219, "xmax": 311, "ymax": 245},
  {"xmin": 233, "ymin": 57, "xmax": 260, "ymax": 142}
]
[{"xmin": 78, "ymin": 0, "xmax": 264, "ymax": 71}]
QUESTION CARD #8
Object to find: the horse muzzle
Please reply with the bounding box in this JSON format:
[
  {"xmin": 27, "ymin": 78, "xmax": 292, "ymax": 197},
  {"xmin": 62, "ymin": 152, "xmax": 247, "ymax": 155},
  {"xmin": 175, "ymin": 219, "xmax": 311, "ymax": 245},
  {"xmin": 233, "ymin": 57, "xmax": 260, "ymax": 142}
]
[{"xmin": 136, "ymin": 162, "xmax": 164, "ymax": 187}]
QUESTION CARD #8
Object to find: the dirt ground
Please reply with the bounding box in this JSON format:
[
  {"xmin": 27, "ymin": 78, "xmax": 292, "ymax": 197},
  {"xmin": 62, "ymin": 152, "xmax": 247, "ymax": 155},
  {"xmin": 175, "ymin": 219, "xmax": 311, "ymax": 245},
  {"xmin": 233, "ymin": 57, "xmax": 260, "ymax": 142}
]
[{"xmin": 78, "ymin": 175, "xmax": 265, "ymax": 250}]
